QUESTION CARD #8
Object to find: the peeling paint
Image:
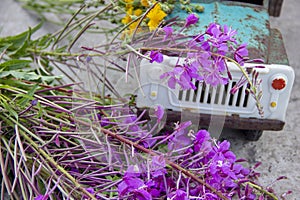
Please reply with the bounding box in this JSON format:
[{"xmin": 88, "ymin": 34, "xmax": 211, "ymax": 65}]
[{"xmin": 168, "ymin": 1, "xmax": 288, "ymax": 63}]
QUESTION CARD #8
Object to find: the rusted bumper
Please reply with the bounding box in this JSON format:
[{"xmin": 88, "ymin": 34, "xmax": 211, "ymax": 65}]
[{"xmin": 138, "ymin": 108, "xmax": 285, "ymax": 131}]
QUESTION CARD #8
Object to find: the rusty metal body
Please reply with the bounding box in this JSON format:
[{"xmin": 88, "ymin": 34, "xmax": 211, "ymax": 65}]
[{"xmin": 169, "ymin": 0, "xmax": 288, "ymax": 64}]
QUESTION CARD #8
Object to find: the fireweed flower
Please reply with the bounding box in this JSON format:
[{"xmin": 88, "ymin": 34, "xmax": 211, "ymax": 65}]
[
  {"xmin": 163, "ymin": 26, "xmax": 173, "ymax": 40},
  {"xmin": 169, "ymin": 189, "xmax": 188, "ymax": 200},
  {"xmin": 34, "ymin": 194, "xmax": 47, "ymax": 200},
  {"xmin": 168, "ymin": 189, "xmax": 188, "ymax": 200},
  {"xmin": 158, "ymin": 18, "xmax": 251, "ymax": 91},
  {"xmin": 138, "ymin": 131, "xmax": 157, "ymax": 148},
  {"xmin": 188, "ymin": 51, "xmax": 212, "ymax": 68},
  {"xmin": 154, "ymin": 105, "xmax": 164, "ymax": 122},
  {"xmin": 234, "ymin": 43, "xmax": 249, "ymax": 66},
  {"xmin": 204, "ymin": 23, "xmax": 239, "ymax": 56},
  {"xmin": 204, "ymin": 140, "xmax": 253, "ymax": 192},
  {"xmin": 222, "ymin": 24, "xmax": 238, "ymax": 43},
  {"xmin": 83, "ymin": 188, "xmax": 97, "ymax": 200},
  {"xmin": 118, "ymin": 176, "xmax": 150, "ymax": 198},
  {"xmin": 123, "ymin": 115, "xmax": 141, "ymax": 132},
  {"xmin": 149, "ymin": 50, "xmax": 164, "ymax": 63},
  {"xmin": 201, "ymin": 58, "xmax": 229, "ymax": 86},
  {"xmin": 193, "ymin": 129, "xmax": 212, "ymax": 154},
  {"xmin": 118, "ymin": 165, "xmax": 152, "ymax": 199},
  {"xmin": 185, "ymin": 13, "xmax": 199, "ymax": 27},
  {"xmin": 146, "ymin": 176, "xmax": 172, "ymax": 197},
  {"xmin": 206, "ymin": 23, "xmax": 222, "ymax": 40},
  {"xmin": 122, "ymin": 115, "xmax": 156, "ymax": 147},
  {"xmin": 206, "ymin": 23, "xmax": 237, "ymax": 45},
  {"xmin": 31, "ymin": 99, "xmax": 38, "ymax": 106},
  {"xmin": 168, "ymin": 121, "xmax": 192, "ymax": 151},
  {"xmin": 151, "ymin": 155, "xmax": 167, "ymax": 177},
  {"xmin": 160, "ymin": 64, "xmax": 199, "ymax": 90}
]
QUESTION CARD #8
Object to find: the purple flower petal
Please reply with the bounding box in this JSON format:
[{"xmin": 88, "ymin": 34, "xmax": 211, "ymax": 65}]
[
  {"xmin": 34, "ymin": 194, "xmax": 48, "ymax": 200},
  {"xmin": 163, "ymin": 26, "xmax": 173, "ymax": 40},
  {"xmin": 234, "ymin": 43, "xmax": 249, "ymax": 66},
  {"xmin": 134, "ymin": 189, "xmax": 152, "ymax": 200},
  {"xmin": 149, "ymin": 50, "xmax": 163, "ymax": 63},
  {"xmin": 151, "ymin": 155, "xmax": 166, "ymax": 177},
  {"xmin": 31, "ymin": 99, "xmax": 38, "ymax": 106},
  {"xmin": 86, "ymin": 187, "xmax": 95, "ymax": 194},
  {"xmin": 154, "ymin": 105, "xmax": 164, "ymax": 122},
  {"xmin": 185, "ymin": 13, "xmax": 199, "ymax": 27}
]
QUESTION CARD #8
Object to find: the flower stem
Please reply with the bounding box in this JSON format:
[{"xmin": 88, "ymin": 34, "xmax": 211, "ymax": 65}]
[
  {"xmin": 246, "ymin": 182, "xmax": 279, "ymax": 200},
  {"xmin": 98, "ymin": 126, "xmax": 229, "ymax": 200},
  {"xmin": 5, "ymin": 114, "xmax": 97, "ymax": 200}
]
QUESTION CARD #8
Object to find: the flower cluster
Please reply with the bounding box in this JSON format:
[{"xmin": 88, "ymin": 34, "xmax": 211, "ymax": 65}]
[
  {"xmin": 148, "ymin": 14, "xmax": 250, "ymax": 89},
  {"xmin": 121, "ymin": 0, "xmax": 169, "ymax": 34},
  {"xmin": 117, "ymin": 115, "xmax": 264, "ymax": 199}
]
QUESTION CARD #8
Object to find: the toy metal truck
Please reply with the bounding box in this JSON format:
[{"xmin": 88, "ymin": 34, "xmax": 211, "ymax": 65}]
[{"xmin": 136, "ymin": 0, "xmax": 294, "ymax": 140}]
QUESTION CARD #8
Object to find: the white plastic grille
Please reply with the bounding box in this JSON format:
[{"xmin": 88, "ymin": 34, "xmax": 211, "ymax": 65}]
[{"xmin": 169, "ymin": 79, "xmax": 256, "ymax": 113}]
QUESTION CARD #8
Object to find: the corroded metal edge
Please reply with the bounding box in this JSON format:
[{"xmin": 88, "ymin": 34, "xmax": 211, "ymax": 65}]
[{"xmin": 267, "ymin": 28, "xmax": 289, "ymax": 65}]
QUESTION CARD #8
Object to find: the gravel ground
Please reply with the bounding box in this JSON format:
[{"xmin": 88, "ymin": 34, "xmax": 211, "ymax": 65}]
[{"xmin": 1, "ymin": 0, "xmax": 299, "ymax": 199}]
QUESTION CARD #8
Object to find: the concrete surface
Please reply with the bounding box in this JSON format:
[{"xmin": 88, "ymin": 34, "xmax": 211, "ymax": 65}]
[
  {"xmin": 227, "ymin": 1, "xmax": 300, "ymax": 199},
  {"xmin": 1, "ymin": 0, "xmax": 299, "ymax": 199}
]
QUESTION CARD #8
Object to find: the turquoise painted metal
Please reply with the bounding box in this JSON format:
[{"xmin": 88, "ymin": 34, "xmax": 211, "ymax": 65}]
[{"xmin": 168, "ymin": 0, "xmax": 288, "ymax": 65}]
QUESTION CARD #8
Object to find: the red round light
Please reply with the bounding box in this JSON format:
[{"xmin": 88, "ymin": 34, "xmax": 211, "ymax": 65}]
[{"xmin": 272, "ymin": 78, "xmax": 286, "ymax": 90}]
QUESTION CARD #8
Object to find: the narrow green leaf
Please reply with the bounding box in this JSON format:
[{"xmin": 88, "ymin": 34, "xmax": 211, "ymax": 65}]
[
  {"xmin": 0, "ymin": 59, "xmax": 31, "ymax": 72},
  {"xmin": 0, "ymin": 43, "xmax": 12, "ymax": 54},
  {"xmin": 41, "ymin": 74, "xmax": 63, "ymax": 82},
  {"xmin": 0, "ymin": 70, "xmax": 62, "ymax": 82},
  {"xmin": 16, "ymin": 84, "xmax": 39, "ymax": 106},
  {"xmin": 0, "ymin": 94, "xmax": 18, "ymax": 120},
  {"xmin": 0, "ymin": 30, "xmax": 29, "ymax": 51},
  {"xmin": 0, "ymin": 22, "xmax": 43, "ymax": 57}
]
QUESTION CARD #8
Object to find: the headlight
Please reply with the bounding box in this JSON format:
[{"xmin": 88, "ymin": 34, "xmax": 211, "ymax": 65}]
[{"xmin": 271, "ymin": 76, "xmax": 286, "ymax": 90}]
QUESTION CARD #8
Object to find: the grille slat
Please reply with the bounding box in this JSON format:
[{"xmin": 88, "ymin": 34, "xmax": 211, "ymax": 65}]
[
  {"xmin": 231, "ymin": 83, "xmax": 239, "ymax": 106},
  {"xmin": 224, "ymin": 82, "xmax": 233, "ymax": 106},
  {"xmin": 195, "ymin": 82, "xmax": 203, "ymax": 103},
  {"xmin": 172, "ymin": 79, "xmax": 253, "ymax": 112},
  {"xmin": 217, "ymin": 84, "xmax": 225, "ymax": 105},
  {"xmin": 181, "ymin": 90, "xmax": 187, "ymax": 101},
  {"xmin": 210, "ymin": 85, "xmax": 217, "ymax": 104},
  {"xmin": 190, "ymin": 79, "xmax": 197, "ymax": 102},
  {"xmin": 239, "ymin": 84, "xmax": 247, "ymax": 107},
  {"xmin": 203, "ymin": 84, "xmax": 210, "ymax": 103}
]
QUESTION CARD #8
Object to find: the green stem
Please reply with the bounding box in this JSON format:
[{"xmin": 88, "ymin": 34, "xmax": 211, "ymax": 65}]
[
  {"xmin": 5, "ymin": 114, "xmax": 97, "ymax": 200},
  {"xmin": 67, "ymin": 3, "xmax": 113, "ymax": 51},
  {"xmin": 52, "ymin": 4, "xmax": 87, "ymax": 48},
  {"xmin": 26, "ymin": 47, "xmax": 131, "ymax": 57},
  {"xmin": 246, "ymin": 181, "xmax": 278, "ymax": 200}
]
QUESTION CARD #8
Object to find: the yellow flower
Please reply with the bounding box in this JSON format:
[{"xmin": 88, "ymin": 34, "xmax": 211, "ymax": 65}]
[
  {"xmin": 125, "ymin": 5, "xmax": 133, "ymax": 14},
  {"xmin": 123, "ymin": 0, "xmax": 134, "ymax": 10},
  {"xmin": 141, "ymin": 0, "xmax": 149, "ymax": 7},
  {"xmin": 134, "ymin": 9, "xmax": 143, "ymax": 16},
  {"xmin": 122, "ymin": 7, "xmax": 134, "ymax": 25},
  {"xmin": 122, "ymin": 14, "xmax": 132, "ymax": 25},
  {"xmin": 146, "ymin": 3, "xmax": 167, "ymax": 31},
  {"xmin": 129, "ymin": 21, "xmax": 139, "ymax": 31}
]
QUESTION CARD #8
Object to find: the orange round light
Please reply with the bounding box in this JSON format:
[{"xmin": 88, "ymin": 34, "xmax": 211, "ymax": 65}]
[{"xmin": 272, "ymin": 78, "xmax": 286, "ymax": 90}]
